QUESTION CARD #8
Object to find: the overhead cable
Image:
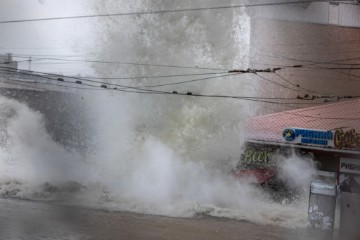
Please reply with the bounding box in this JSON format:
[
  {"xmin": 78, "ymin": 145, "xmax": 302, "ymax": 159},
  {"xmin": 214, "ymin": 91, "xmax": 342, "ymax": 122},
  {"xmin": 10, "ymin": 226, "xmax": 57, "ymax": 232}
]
[
  {"xmin": 0, "ymin": 1, "xmax": 334, "ymax": 24},
  {"xmin": 13, "ymin": 56, "xmax": 228, "ymax": 71},
  {"xmin": 0, "ymin": 67, "xmax": 333, "ymax": 106}
]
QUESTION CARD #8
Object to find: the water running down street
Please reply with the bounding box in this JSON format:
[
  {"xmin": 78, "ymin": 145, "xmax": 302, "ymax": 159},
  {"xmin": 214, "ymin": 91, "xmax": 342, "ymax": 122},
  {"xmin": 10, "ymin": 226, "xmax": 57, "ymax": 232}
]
[{"xmin": 0, "ymin": 199, "xmax": 338, "ymax": 240}]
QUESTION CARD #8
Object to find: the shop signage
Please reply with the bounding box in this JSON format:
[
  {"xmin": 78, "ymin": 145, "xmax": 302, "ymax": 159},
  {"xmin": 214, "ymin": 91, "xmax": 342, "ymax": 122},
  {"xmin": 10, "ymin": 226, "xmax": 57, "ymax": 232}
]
[
  {"xmin": 282, "ymin": 128, "xmax": 360, "ymax": 150},
  {"xmin": 240, "ymin": 148, "xmax": 271, "ymax": 165},
  {"xmin": 334, "ymin": 129, "xmax": 360, "ymax": 150},
  {"xmin": 238, "ymin": 148, "xmax": 274, "ymax": 167},
  {"xmin": 340, "ymin": 158, "xmax": 360, "ymax": 175},
  {"xmin": 282, "ymin": 128, "xmax": 333, "ymax": 147}
]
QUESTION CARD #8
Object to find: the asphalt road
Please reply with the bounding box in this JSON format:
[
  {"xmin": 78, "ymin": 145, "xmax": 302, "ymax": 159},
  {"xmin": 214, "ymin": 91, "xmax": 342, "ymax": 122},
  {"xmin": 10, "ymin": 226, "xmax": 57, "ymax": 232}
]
[{"xmin": 0, "ymin": 198, "xmax": 339, "ymax": 240}]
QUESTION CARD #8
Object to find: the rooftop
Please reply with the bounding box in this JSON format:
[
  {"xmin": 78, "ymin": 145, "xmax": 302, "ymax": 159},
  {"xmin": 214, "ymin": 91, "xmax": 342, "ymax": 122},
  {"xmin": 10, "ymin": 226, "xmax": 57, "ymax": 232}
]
[{"xmin": 246, "ymin": 99, "xmax": 360, "ymax": 144}]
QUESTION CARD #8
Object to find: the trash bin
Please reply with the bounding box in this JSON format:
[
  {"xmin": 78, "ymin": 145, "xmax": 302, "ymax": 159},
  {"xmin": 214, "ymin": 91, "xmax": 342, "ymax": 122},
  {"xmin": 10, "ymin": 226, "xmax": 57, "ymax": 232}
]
[{"xmin": 307, "ymin": 180, "xmax": 337, "ymax": 232}]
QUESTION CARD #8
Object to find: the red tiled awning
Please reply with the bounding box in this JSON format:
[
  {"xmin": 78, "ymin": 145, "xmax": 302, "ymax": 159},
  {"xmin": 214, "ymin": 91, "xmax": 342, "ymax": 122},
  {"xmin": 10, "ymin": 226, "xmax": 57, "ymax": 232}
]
[{"xmin": 245, "ymin": 99, "xmax": 360, "ymax": 144}]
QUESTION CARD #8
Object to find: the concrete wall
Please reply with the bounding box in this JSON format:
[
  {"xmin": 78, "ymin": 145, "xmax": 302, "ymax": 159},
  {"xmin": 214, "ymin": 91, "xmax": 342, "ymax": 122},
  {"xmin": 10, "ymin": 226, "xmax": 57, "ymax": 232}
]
[
  {"xmin": 249, "ymin": 18, "xmax": 360, "ymax": 114},
  {"xmin": 247, "ymin": 1, "xmax": 360, "ymax": 28}
]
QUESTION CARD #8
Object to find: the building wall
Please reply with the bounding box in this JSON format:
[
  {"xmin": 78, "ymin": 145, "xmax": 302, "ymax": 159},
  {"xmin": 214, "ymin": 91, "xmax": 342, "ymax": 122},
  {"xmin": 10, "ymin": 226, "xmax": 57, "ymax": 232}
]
[
  {"xmin": 339, "ymin": 3, "xmax": 360, "ymax": 28},
  {"xmin": 247, "ymin": 2, "xmax": 360, "ymax": 28},
  {"xmin": 249, "ymin": 18, "xmax": 360, "ymax": 114}
]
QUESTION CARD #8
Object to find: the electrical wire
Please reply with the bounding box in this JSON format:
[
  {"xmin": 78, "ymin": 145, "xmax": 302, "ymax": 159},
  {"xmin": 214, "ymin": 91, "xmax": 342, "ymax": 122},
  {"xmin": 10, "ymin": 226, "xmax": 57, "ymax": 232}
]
[
  {"xmin": 14, "ymin": 53, "xmax": 338, "ymax": 74},
  {"xmin": 1, "ymin": 61, "xmax": 356, "ymax": 105},
  {"xmin": 0, "ymin": 1, "xmax": 336, "ymax": 24},
  {"xmin": 0, "ymin": 66, "xmax": 232, "ymax": 93},
  {"xmin": 0, "ymin": 47, "xmax": 74, "ymax": 50},
  {"xmin": 13, "ymin": 55, "xmax": 84, "ymax": 59},
  {"xmin": 254, "ymin": 53, "xmax": 360, "ymax": 67},
  {"xmin": 0, "ymin": 77, "xmax": 105, "ymax": 91},
  {"xmin": 1, "ymin": 69, "xmax": 239, "ymax": 91},
  {"xmin": 0, "ymin": 63, "xmax": 344, "ymax": 105},
  {"xmin": 254, "ymin": 73, "xmax": 305, "ymax": 93},
  {"xmin": 0, "ymin": 67, "xmax": 167, "ymax": 94},
  {"xmin": 256, "ymin": 39, "xmax": 360, "ymax": 47},
  {"xmin": 273, "ymin": 72, "xmax": 336, "ymax": 96},
  {"xmin": 0, "ymin": 69, "xmax": 230, "ymax": 81},
  {"xmin": 0, "ymin": 67, "xmax": 333, "ymax": 106},
  {"xmin": 140, "ymin": 73, "xmax": 236, "ymax": 87},
  {"xmin": 255, "ymin": 48, "xmax": 360, "ymax": 56},
  {"xmin": 0, "ymin": 64, "xmax": 313, "ymax": 91},
  {"xmin": 288, "ymin": 112, "xmax": 360, "ymax": 120},
  {"xmin": 255, "ymin": 53, "xmax": 360, "ymax": 82},
  {"xmin": 13, "ymin": 56, "xmax": 228, "ymax": 71},
  {"xmin": 0, "ymin": 76, "xmax": 310, "ymax": 104}
]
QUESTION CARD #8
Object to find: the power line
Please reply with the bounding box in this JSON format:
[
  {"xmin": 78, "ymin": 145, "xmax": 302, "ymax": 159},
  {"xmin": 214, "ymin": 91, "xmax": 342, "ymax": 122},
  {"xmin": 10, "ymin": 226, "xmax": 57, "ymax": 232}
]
[
  {"xmin": 14, "ymin": 54, "xmax": 334, "ymax": 75},
  {"xmin": 0, "ymin": 69, "xmax": 230, "ymax": 81},
  {"xmin": 0, "ymin": 75, "xmax": 308, "ymax": 104},
  {"xmin": 140, "ymin": 73, "xmax": 236, "ymax": 87},
  {"xmin": 255, "ymin": 39, "xmax": 360, "ymax": 48},
  {"xmin": 0, "ymin": 67, "xmax": 336, "ymax": 106},
  {"xmin": 0, "ymin": 67, "xmax": 166, "ymax": 94},
  {"xmin": 0, "ymin": 47, "xmax": 74, "ymax": 50},
  {"xmin": 1, "ymin": 64, "xmax": 353, "ymax": 105},
  {"xmin": 250, "ymin": 67, "xmax": 349, "ymax": 96},
  {"xmin": 255, "ymin": 68, "xmax": 352, "ymax": 98},
  {"xmin": 0, "ymin": 77, "xmax": 104, "ymax": 91},
  {"xmin": 254, "ymin": 53, "xmax": 360, "ymax": 67},
  {"xmin": 0, "ymin": 64, "xmax": 310, "ymax": 91},
  {"xmin": 0, "ymin": 1, "xmax": 334, "ymax": 24},
  {"xmin": 329, "ymin": 57, "xmax": 360, "ymax": 63},
  {"xmin": 0, "ymin": 67, "xmax": 259, "ymax": 94},
  {"xmin": 254, "ymin": 73, "xmax": 305, "ymax": 93},
  {"xmin": 1, "ymin": 69, "xmax": 238, "ymax": 91},
  {"xmin": 255, "ymin": 47, "xmax": 360, "ymax": 56},
  {"xmin": 276, "ymin": 72, "xmax": 350, "ymax": 82},
  {"xmin": 1, "ymin": 63, "xmax": 345, "ymax": 106},
  {"xmin": 255, "ymin": 53, "xmax": 360, "ymax": 82},
  {"xmin": 293, "ymin": 68, "xmax": 360, "ymax": 83},
  {"xmin": 13, "ymin": 54, "xmax": 83, "ymax": 59},
  {"xmin": 13, "ymin": 56, "xmax": 228, "ymax": 71},
  {"xmin": 273, "ymin": 72, "xmax": 336, "ymax": 96},
  {"xmin": 0, "ymin": 72, "xmax": 169, "ymax": 94},
  {"xmin": 1, "ymin": 67, "xmax": 229, "ymax": 93},
  {"xmin": 0, "ymin": 79, "xmax": 321, "ymax": 105},
  {"xmin": 288, "ymin": 112, "xmax": 360, "ymax": 120},
  {"xmin": 1, "ymin": 59, "xmax": 353, "ymax": 100}
]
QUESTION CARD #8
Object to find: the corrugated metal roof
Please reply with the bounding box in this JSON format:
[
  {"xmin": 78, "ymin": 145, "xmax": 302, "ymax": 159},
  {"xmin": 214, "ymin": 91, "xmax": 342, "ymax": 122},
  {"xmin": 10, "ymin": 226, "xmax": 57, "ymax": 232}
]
[{"xmin": 246, "ymin": 99, "xmax": 360, "ymax": 143}]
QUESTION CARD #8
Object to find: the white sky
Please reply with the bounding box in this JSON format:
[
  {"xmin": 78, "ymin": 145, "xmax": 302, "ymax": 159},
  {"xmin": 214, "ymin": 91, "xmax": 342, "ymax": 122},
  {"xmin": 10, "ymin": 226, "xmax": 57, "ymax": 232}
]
[
  {"xmin": 0, "ymin": 0, "xmax": 96, "ymax": 75},
  {"xmin": 1, "ymin": 0, "xmax": 358, "ymax": 76}
]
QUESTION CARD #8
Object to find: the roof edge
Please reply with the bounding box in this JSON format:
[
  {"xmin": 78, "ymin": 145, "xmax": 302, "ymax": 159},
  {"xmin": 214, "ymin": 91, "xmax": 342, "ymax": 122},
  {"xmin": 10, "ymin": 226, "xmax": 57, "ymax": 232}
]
[
  {"xmin": 248, "ymin": 98, "xmax": 360, "ymax": 121},
  {"xmin": 247, "ymin": 139, "xmax": 360, "ymax": 155}
]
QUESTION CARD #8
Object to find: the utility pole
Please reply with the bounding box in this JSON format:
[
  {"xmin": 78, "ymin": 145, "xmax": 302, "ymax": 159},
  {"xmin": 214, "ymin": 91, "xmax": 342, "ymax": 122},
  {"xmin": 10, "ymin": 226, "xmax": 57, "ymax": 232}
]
[{"xmin": 29, "ymin": 56, "xmax": 32, "ymax": 71}]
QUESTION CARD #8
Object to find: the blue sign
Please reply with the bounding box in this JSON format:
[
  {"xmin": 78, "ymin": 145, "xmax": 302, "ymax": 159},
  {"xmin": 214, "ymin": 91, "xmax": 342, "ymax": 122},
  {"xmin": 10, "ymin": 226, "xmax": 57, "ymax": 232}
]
[
  {"xmin": 283, "ymin": 129, "xmax": 296, "ymax": 141},
  {"xmin": 282, "ymin": 128, "xmax": 333, "ymax": 146}
]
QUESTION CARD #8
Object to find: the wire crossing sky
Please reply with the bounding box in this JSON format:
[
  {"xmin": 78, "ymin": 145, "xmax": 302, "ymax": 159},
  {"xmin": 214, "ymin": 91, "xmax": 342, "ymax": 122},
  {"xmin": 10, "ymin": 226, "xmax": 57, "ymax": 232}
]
[
  {"xmin": 0, "ymin": 64, "xmax": 358, "ymax": 107},
  {"xmin": 0, "ymin": 0, "xmax": 336, "ymax": 24}
]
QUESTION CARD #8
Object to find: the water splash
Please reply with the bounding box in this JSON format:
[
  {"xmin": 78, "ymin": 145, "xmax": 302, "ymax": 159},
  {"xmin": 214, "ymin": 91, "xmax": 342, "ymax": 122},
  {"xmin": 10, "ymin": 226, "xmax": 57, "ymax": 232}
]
[{"xmin": 0, "ymin": 1, "xmax": 317, "ymax": 230}]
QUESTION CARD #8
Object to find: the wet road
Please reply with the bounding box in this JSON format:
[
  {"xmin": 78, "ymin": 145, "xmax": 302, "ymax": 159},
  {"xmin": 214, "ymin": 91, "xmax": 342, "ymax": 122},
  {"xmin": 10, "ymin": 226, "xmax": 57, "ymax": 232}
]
[{"xmin": 0, "ymin": 199, "xmax": 339, "ymax": 240}]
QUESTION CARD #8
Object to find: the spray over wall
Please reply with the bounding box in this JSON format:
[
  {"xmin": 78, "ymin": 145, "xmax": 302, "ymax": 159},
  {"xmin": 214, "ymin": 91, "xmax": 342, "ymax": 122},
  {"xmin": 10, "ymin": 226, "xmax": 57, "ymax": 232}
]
[
  {"xmin": 0, "ymin": 1, "xmax": 320, "ymax": 229},
  {"xmin": 0, "ymin": 94, "xmax": 316, "ymax": 227}
]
